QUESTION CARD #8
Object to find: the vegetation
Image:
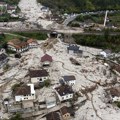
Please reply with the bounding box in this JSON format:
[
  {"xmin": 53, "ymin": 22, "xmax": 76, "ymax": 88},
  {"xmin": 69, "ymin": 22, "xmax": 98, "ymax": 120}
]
[
  {"xmin": 73, "ymin": 13, "xmax": 120, "ymax": 27},
  {"xmin": 3, "ymin": 0, "xmax": 20, "ymax": 5},
  {"xmin": 44, "ymin": 79, "xmax": 51, "ymax": 87},
  {"xmin": 3, "ymin": 64, "xmax": 10, "ymax": 71},
  {"xmin": 14, "ymin": 32, "xmax": 48, "ymax": 40},
  {"xmin": 12, "ymin": 83, "xmax": 21, "ymax": 92},
  {"xmin": 10, "ymin": 113, "xmax": 23, "ymax": 120},
  {"xmin": 37, "ymin": 0, "xmax": 120, "ymax": 13},
  {"xmin": 73, "ymin": 29, "xmax": 120, "ymax": 52}
]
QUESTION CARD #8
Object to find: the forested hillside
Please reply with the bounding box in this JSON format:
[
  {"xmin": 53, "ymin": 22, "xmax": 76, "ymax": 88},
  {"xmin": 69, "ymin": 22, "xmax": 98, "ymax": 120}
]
[
  {"xmin": 2, "ymin": 0, "xmax": 20, "ymax": 5},
  {"xmin": 37, "ymin": 0, "xmax": 120, "ymax": 13}
]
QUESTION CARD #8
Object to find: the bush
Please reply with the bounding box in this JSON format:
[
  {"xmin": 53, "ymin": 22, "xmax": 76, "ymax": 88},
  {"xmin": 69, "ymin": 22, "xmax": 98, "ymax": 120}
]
[
  {"xmin": 44, "ymin": 80, "xmax": 51, "ymax": 87},
  {"xmin": 3, "ymin": 64, "xmax": 10, "ymax": 71}
]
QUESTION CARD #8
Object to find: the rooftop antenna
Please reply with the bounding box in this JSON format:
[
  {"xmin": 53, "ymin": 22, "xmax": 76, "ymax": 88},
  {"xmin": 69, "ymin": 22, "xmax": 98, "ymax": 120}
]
[{"xmin": 104, "ymin": 10, "xmax": 108, "ymax": 27}]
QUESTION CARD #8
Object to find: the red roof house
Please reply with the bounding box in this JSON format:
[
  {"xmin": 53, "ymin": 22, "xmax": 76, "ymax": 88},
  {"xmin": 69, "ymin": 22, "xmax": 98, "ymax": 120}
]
[
  {"xmin": 41, "ymin": 54, "xmax": 53, "ymax": 67},
  {"xmin": 41, "ymin": 54, "xmax": 53, "ymax": 62}
]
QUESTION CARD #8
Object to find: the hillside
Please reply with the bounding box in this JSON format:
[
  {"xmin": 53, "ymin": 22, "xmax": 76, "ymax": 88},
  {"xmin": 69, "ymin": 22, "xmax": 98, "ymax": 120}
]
[{"xmin": 37, "ymin": 0, "xmax": 120, "ymax": 13}]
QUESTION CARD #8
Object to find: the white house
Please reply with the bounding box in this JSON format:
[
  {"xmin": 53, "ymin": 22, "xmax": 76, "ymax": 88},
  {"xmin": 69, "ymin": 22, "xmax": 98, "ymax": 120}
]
[
  {"xmin": 14, "ymin": 84, "xmax": 35, "ymax": 102},
  {"xmin": 29, "ymin": 70, "xmax": 49, "ymax": 84},
  {"xmin": 46, "ymin": 96, "xmax": 56, "ymax": 109},
  {"xmin": 62, "ymin": 75, "xmax": 76, "ymax": 86},
  {"xmin": 41, "ymin": 6, "xmax": 49, "ymax": 12},
  {"xmin": 55, "ymin": 85, "xmax": 74, "ymax": 101},
  {"xmin": 27, "ymin": 39, "xmax": 38, "ymax": 48},
  {"xmin": 7, "ymin": 5, "xmax": 17, "ymax": 14},
  {"xmin": 109, "ymin": 87, "xmax": 120, "ymax": 102},
  {"xmin": 7, "ymin": 39, "xmax": 29, "ymax": 53},
  {"xmin": 100, "ymin": 49, "xmax": 111, "ymax": 58},
  {"xmin": 67, "ymin": 44, "xmax": 83, "ymax": 56}
]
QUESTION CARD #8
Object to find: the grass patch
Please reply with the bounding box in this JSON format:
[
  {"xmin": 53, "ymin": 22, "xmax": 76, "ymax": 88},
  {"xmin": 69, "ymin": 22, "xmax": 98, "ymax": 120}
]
[{"xmin": 14, "ymin": 32, "xmax": 48, "ymax": 40}]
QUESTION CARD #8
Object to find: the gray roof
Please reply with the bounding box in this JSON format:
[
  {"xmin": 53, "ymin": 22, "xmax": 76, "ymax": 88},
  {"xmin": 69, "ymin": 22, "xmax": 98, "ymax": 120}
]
[
  {"xmin": 0, "ymin": 53, "xmax": 7, "ymax": 62},
  {"xmin": 29, "ymin": 70, "xmax": 49, "ymax": 78},
  {"xmin": 62, "ymin": 75, "xmax": 76, "ymax": 82},
  {"xmin": 67, "ymin": 45, "xmax": 83, "ymax": 53},
  {"xmin": 104, "ymin": 49, "xmax": 111, "ymax": 54}
]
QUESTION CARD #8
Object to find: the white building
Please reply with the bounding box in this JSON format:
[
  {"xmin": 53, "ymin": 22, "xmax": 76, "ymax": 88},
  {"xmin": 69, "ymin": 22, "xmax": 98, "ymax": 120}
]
[
  {"xmin": 109, "ymin": 87, "xmax": 120, "ymax": 102},
  {"xmin": 7, "ymin": 39, "xmax": 29, "ymax": 53},
  {"xmin": 100, "ymin": 49, "xmax": 111, "ymax": 58},
  {"xmin": 46, "ymin": 96, "xmax": 56, "ymax": 109},
  {"xmin": 67, "ymin": 44, "xmax": 83, "ymax": 56},
  {"xmin": 29, "ymin": 70, "xmax": 49, "ymax": 84},
  {"xmin": 27, "ymin": 39, "xmax": 38, "ymax": 48},
  {"xmin": 62, "ymin": 75, "xmax": 76, "ymax": 86},
  {"xmin": 14, "ymin": 84, "xmax": 35, "ymax": 102},
  {"xmin": 55, "ymin": 85, "xmax": 74, "ymax": 101}
]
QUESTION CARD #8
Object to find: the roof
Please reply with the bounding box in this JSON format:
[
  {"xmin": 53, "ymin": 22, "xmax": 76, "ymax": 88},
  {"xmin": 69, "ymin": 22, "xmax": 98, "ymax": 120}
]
[
  {"xmin": 22, "ymin": 100, "xmax": 34, "ymax": 109},
  {"xmin": 27, "ymin": 39, "xmax": 38, "ymax": 44},
  {"xmin": 104, "ymin": 49, "xmax": 111, "ymax": 54},
  {"xmin": 14, "ymin": 85, "xmax": 31, "ymax": 96},
  {"xmin": 67, "ymin": 45, "xmax": 82, "ymax": 53},
  {"xmin": 41, "ymin": 54, "xmax": 53, "ymax": 62},
  {"xmin": 8, "ymin": 39, "xmax": 28, "ymax": 49},
  {"xmin": 60, "ymin": 106, "xmax": 70, "ymax": 115},
  {"xmin": 55, "ymin": 85, "xmax": 74, "ymax": 96},
  {"xmin": 62, "ymin": 75, "xmax": 76, "ymax": 82},
  {"xmin": 46, "ymin": 112, "xmax": 60, "ymax": 120},
  {"xmin": 0, "ymin": 53, "xmax": 7, "ymax": 62},
  {"xmin": 29, "ymin": 70, "xmax": 49, "ymax": 78},
  {"xmin": 109, "ymin": 87, "xmax": 120, "ymax": 97}
]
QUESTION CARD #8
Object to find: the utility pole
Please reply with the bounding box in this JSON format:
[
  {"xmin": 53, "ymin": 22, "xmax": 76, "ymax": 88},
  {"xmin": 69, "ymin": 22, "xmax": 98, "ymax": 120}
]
[{"xmin": 104, "ymin": 10, "xmax": 108, "ymax": 27}]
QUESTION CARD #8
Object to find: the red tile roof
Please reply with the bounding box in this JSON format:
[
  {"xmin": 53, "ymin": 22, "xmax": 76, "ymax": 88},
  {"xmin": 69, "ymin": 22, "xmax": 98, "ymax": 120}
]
[
  {"xmin": 27, "ymin": 39, "xmax": 38, "ymax": 44},
  {"xmin": 41, "ymin": 54, "xmax": 53, "ymax": 62}
]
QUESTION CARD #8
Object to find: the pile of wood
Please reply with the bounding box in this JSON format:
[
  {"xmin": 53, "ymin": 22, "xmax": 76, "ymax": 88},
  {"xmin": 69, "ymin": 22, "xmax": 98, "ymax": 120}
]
[{"xmin": 70, "ymin": 57, "xmax": 81, "ymax": 65}]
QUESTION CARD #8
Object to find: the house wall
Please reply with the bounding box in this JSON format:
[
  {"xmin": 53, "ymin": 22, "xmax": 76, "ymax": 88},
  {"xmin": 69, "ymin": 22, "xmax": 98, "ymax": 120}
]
[
  {"xmin": 15, "ymin": 94, "xmax": 35, "ymax": 102},
  {"xmin": 8, "ymin": 45, "xmax": 29, "ymax": 52},
  {"xmin": 29, "ymin": 43, "xmax": 38, "ymax": 48},
  {"xmin": 42, "ymin": 61, "xmax": 51, "ymax": 66},
  {"xmin": 68, "ymin": 80, "xmax": 75, "ymax": 86},
  {"xmin": 68, "ymin": 50, "xmax": 74, "ymax": 55},
  {"xmin": 31, "ymin": 76, "xmax": 48, "ymax": 83},
  {"xmin": 46, "ymin": 101, "xmax": 56, "ymax": 108},
  {"xmin": 56, "ymin": 92, "xmax": 73, "ymax": 101},
  {"xmin": 112, "ymin": 96, "xmax": 120, "ymax": 102}
]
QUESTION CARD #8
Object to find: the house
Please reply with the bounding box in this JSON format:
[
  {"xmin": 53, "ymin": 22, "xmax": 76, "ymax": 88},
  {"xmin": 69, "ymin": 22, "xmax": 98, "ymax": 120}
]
[
  {"xmin": 41, "ymin": 54, "xmax": 53, "ymax": 67},
  {"xmin": 62, "ymin": 75, "xmax": 76, "ymax": 86},
  {"xmin": 29, "ymin": 69, "xmax": 49, "ymax": 84},
  {"xmin": 55, "ymin": 85, "xmax": 74, "ymax": 101},
  {"xmin": 27, "ymin": 39, "xmax": 38, "ymax": 48},
  {"xmin": 108, "ymin": 87, "xmax": 120, "ymax": 102},
  {"xmin": 41, "ymin": 6, "xmax": 49, "ymax": 12},
  {"xmin": 14, "ymin": 84, "xmax": 35, "ymax": 102},
  {"xmin": 60, "ymin": 106, "xmax": 71, "ymax": 120},
  {"xmin": 46, "ymin": 96, "xmax": 56, "ymax": 109},
  {"xmin": 0, "ymin": 2, "xmax": 7, "ymax": 15},
  {"xmin": 100, "ymin": 49, "xmax": 111, "ymax": 58},
  {"xmin": 0, "ymin": 53, "xmax": 9, "ymax": 68},
  {"xmin": 7, "ymin": 39, "xmax": 29, "ymax": 53},
  {"xmin": 67, "ymin": 45, "xmax": 83, "ymax": 56},
  {"xmin": 7, "ymin": 5, "xmax": 17, "ymax": 14},
  {"xmin": 46, "ymin": 112, "xmax": 61, "ymax": 120}
]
